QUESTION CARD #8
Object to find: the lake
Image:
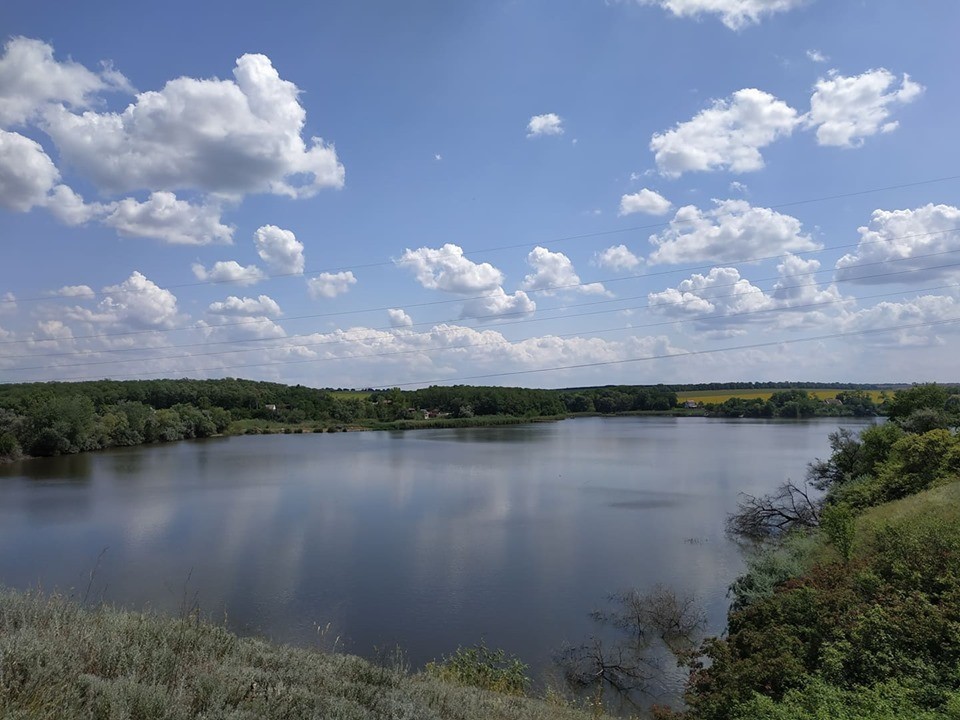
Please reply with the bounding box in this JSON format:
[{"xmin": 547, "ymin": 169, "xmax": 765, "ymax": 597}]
[{"xmin": 0, "ymin": 416, "xmax": 873, "ymax": 708}]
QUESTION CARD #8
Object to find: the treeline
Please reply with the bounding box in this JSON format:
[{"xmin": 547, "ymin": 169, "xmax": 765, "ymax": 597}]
[
  {"xmin": 402, "ymin": 384, "xmax": 678, "ymax": 417},
  {"xmin": 664, "ymin": 381, "xmax": 894, "ymax": 391},
  {"xmin": 672, "ymin": 383, "xmax": 960, "ymax": 720},
  {"xmin": 0, "ymin": 379, "xmax": 684, "ymax": 460},
  {"xmin": 706, "ymin": 389, "xmax": 882, "ymax": 419}
]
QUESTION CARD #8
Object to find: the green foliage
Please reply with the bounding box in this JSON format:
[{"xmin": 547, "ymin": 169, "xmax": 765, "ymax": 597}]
[
  {"xmin": 686, "ymin": 502, "xmax": 960, "ymax": 720},
  {"xmin": 820, "ymin": 504, "xmax": 856, "ymax": 562},
  {"xmin": 885, "ymin": 383, "xmax": 957, "ymax": 423},
  {"xmin": 424, "ymin": 643, "xmax": 530, "ymax": 696}
]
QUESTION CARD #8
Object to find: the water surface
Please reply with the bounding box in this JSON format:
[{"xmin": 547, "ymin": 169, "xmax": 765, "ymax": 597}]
[{"xmin": 0, "ymin": 416, "xmax": 872, "ymax": 704}]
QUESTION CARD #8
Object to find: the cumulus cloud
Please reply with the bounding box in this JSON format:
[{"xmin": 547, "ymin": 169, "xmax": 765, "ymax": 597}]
[
  {"xmin": 0, "ymin": 37, "xmax": 131, "ymax": 127},
  {"xmin": 398, "ymin": 244, "xmax": 504, "ymax": 293},
  {"xmin": 307, "ymin": 271, "xmax": 357, "ymax": 299},
  {"xmin": 56, "ymin": 285, "xmax": 96, "ymax": 298},
  {"xmin": 633, "ymin": 0, "xmax": 807, "ymax": 30},
  {"xmin": 103, "ymin": 191, "xmax": 233, "ymax": 245},
  {"xmin": 254, "ymin": 225, "xmax": 305, "ymax": 274},
  {"xmin": 619, "ymin": 188, "xmax": 672, "ymax": 216},
  {"xmin": 806, "ymin": 69, "xmax": 923, "ymax": 147},
  {"xmin": 388, "ymin": 308, "xmax": 413, "ymax": 328},
  {"xmin": 648, "ymin": 266, "xmax": 774, "ymax": 321},
  {"xmin": 0, "ymin": 129, "xmax": 60, "ymax": 211},
  {"xmin": 594, "ymin": 245, "xmax": 643, "ymax": 272},
  {"xmin": 45, "ymin": 184, "xmax": 111, "ymax": 226},
  {"xmin": 647, "ymin": 199, "xmax": 819, "ymax": 264},
  {"xmin": 526, "ymin": 113, "xmax": 564, "ymax": 137},
  {"xmin": 41, "ymin": 53, "xmax": 344, "ymax": 198},
  {"xmin": 650, "ymin": 89, "xmax": 799, "ymax": 177},
  {"xmin": 460, "ymin": 288, "xmax": 536, "ymax": 320},
  {"xmin": 208, "ymin": 295, "xmax": 282, "ymax": 317},
  {"xmin": 648, "ymin": 256, "xmax": 849, "ymax": 332},
  {"xmin": 806, "ymin": 49, "xmax": 828, "ymax": 63},
  {"xmin": 191, "ymin": 261, "xmax": 266, "ymax": 286},
  {"xmin": 64, "ymin": 271, "xmax": 181, "ymax": 330},
  {"xmin": 522, "ymin": 246, "xmax": 609, "ymax": 295},
  {"xmin": 835, "ymin": 204, "xmax": 960, "ymax": 284},
  {"xmin": 772, "ymin": 254, "xmax": 845, "ymax": 308},
  {"xmin": 838, "ymin": 294, "xmax": 960, "ymax": 347}
]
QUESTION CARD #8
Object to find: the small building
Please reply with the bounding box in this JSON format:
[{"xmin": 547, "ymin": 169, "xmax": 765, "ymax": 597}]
[{"xmin": 684, "ymin": 400, "xmax": 699, "ymax": 409}]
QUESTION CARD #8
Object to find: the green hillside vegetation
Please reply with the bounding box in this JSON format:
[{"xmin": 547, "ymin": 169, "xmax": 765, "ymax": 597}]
[
  {"xmin": 0, "ymin": 588, "xmax": 611, "ymax": 720},
  {"xmin": 672, "ymin": 383, "xmax": 960, "ymax": 720}
]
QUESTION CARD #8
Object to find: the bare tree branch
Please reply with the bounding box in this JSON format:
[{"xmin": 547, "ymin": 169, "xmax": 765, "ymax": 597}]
[{"xmin": 727, "ymin": 479, "xmax": 821, "ymax": 539}]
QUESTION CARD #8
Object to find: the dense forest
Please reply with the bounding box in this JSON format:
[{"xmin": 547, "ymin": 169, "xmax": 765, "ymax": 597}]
[{"xmin": 0, "ymin": 378, "xmax": 904, "ymax": 461}]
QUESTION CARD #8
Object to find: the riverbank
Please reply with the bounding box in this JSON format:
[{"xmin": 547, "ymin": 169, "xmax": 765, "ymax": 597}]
[{"xmin": 0, "ymin": 588, "xmax": 611, "ymax": 720}]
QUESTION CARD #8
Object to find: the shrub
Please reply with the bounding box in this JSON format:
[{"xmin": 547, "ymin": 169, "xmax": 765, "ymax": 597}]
[{"xmin": 425, "ymin": 643, "xmax": 530, "ymax": 696}]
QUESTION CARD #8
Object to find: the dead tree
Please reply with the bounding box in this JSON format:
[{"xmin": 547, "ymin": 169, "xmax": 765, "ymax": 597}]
[{"xmin": 727, "ymin": 479, "xmax": 821, "ymax": 539}]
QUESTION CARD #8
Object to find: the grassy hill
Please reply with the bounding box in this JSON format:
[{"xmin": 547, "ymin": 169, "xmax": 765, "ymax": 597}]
[{"xmin": 0, "ymin": 589, "xmax": 611, "ymax": 720}]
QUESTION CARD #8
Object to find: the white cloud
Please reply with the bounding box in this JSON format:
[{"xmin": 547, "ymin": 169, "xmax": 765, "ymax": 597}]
[
  {"xmin": 838, "ymin": 295, "xmax": 960, "ymax": 347},
  {"xmin": 521, "ymin": 246, "xmax": 609, "ymax": 295},
  {"xmin": 806, "ymin": 49, "xmax": 828, "ymax": 63},
  {"xmin": 0, "ymin": 292, "xmax": 15, "ymax": 315},
  {"xmin": 45, "ymin": 184, "xmax": 110, "ymax": 226},
  {"xmin": 42, "ymin": 53, "xmax": 344, "ymax": 198},
  {"xmin": 208, "ymin": 294, "xmax": 282, "ymax": 317},
  {"xmin": 55, "ymin": 285, "xmax": 95, "ymax": 298},
  {"xmin": 633, "ymin": 0, "xmax": 807, "ymax": 30},
  {"xmin": 619, "ymin": 188, "xmax": 672, "ymax": 216},
  {"xmin": 65, "ymin": 271, "xmax": 181, "ymax": 330},
  {"xmin": 191, "ymin": 261, "xmax": 266, "ymax": 286},
  {"xmin": 0, "ymin": 37, "xmax": 131, "ymax": 128},
  {"xmin": 104, "ymin": 191, "xmax": 233, "ymax": 245},
  {"xmin": 526, "ymin": 113, "xmax": 564, "ymax": 138},
  {"xmin": 307, "ymin": 271, "xmax": 357, "ymax": 299},
  {"xmin": 650, "ymin": 89, "xmax": 799, "ymax": 177},
  {"xmin": 0, "ymin": 129, "xmax": 60, "ymax": 211},
  {"xmin": 388, "ymin": 308, "xmax": 414, "ymax": 328},
  {"xmin": 835, "ymin": 204, "xmax": 960, "ymax": 284},
  {"xmin": 398, "ymin": 244, "xmax": 504, "ymax": 294},
  {"xmin": 254, "ymin": 225, "xmax": 305, "ymax": 274},
  {"xmin": 460, "ymin": 287, "xmax": 536, "ymax": 320},
  {"xmin": 772, "ymin": 254, "xmax": 844, "ymax": 308},
  {"xmin": 594, "ymin": 244, "xmax": 643, "ymax": 272},
  {"xmin": 648, "ymin": 266, "xmax": 774, "ymax": 321},
  {"xmin": 728, "ymin": 181, "xmax": 749, "ymax": 195},
  {"xmin": 806, "ymin": 69, "xmax": 923, "ymax": 147},
  {"xmin": 647, "ymin": 199, "xmax": 819, "ymax": 264}
]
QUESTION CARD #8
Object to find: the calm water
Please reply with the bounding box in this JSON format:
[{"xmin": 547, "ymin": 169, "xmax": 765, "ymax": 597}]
[{"xmin": 0, "ymin": 416, "xmax": 872, "ymax": 704}]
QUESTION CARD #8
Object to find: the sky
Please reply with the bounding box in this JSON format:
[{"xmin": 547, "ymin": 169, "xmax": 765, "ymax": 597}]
[{"xmin": 1, "ymin": 0, "xmax": 959, "ymax": 389}]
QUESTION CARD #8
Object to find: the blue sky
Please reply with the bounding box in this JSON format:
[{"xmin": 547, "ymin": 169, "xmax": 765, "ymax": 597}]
[{"xmin": 1, "ymin": 0, "xmax": 958, "ymax": 388}]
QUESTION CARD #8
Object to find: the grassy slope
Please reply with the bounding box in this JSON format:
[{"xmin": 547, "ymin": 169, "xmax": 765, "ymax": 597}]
[{"xmin": 0, "ymin": 589, "xmax": 609, "ymax": 720}]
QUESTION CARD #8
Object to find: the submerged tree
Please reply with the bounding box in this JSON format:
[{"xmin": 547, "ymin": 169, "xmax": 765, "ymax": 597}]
[
  {"xmin": 726, "ymin": 479, "xmax": 821, "ymax": 539},
  {"xmin": 556, "ymin": 586, "xmax": 705, "ymax": 710}
]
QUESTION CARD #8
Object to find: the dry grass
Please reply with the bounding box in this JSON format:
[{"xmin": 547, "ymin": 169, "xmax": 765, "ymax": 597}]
[{"xmin": 0, "ymin": 589, "xmax": 614, "ymax": 720}]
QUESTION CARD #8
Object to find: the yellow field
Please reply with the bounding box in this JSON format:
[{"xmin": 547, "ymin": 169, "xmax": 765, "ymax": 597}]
[{"xmin": 676, "ymin": 388, "xmax": 887, "ymax": 404}]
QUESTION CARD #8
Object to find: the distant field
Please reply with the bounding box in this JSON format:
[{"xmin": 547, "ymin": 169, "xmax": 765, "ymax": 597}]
[{"xmin": 676, "ymin": 388, "xmax": 886, "ymax": 404}]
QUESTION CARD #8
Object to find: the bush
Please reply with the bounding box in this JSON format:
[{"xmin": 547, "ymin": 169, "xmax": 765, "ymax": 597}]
[{"xmin": 425, "ymin": 643, "xmax": 530, "ymax": 696}]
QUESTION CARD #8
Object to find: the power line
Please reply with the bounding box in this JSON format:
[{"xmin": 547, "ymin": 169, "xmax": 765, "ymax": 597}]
[
  {"xmin": 23, "ymin": 314, "xmax": 960, "ymax": 386},
  {"xmin": 3, "ymin": 223, "xmax": 958, "ymax": 348},
  {"xmin": 5, "ymin": 262, "xmax": 959, "ymax": 374},
  {"xmin": 3, "ymin": 241, "xmax": 960, "ymax": 364},
  {"xmin": 3, "ymin": 173, "xmax": 958, "ymax": 306},
  {"xmin": 20, "ymin": 281, "xmax": 958, "ymax": 375}
]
